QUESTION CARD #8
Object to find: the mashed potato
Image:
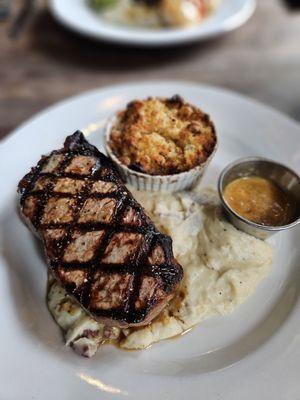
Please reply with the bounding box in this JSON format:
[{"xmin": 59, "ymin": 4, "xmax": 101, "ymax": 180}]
[{"xmin": 47, "ymin": 187, "xmax": 273, "ymax": 356}]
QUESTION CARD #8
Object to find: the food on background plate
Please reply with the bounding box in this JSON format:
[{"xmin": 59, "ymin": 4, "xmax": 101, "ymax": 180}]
[
  {"xmin": 18, "ymin": 132, "xmax": 183, "ymax": 329},
  {"xmin": 48, "ymin": 187, "xmax": 273, "ymax": 356},
  {"xmin": 89, "ymin": 0, "xmax": 220, "ymax": 28},
  {"xmin": 106, "ymin": 95, "xmax": 217, "ymax": 192},
  {"xmin": 223, "ymin": 176, "xmax": 296, "ymax": 227}
]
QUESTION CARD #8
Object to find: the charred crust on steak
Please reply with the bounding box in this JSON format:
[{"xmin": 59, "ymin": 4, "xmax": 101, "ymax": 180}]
[{"xmin": 18, "ymin": 131, "xmax": 183, "ymax": 327}]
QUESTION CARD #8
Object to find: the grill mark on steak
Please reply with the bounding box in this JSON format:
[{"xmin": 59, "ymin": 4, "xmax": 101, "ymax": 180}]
[{"xmin": 18, "ymin": 131, "xmax": 183, "ymax": 328}]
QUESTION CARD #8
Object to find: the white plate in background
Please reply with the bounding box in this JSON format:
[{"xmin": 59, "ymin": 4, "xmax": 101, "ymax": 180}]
[
  {"xmin": 49, "ymin": 0, "xmax": 256, "ymax": 46},
  {"xmin": 0, "ymin": 81, "xmax": 299, "ymax": 400}
]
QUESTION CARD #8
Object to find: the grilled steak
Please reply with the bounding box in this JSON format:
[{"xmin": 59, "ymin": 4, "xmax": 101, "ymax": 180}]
[{"xmin": 18, "ymin": 131, "xmax": 183, "ymax": 328}]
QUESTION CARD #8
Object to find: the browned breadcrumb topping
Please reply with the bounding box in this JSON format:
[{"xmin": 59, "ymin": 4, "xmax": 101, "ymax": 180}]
[{"xmin": 108, "ymin": 95, "xmax": 217, "ymax": 176}]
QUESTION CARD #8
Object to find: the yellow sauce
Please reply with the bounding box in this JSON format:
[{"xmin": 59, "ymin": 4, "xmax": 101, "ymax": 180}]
[{"xmin": 224, "ymin": 176, "xmax": 295, "ymax": 226}]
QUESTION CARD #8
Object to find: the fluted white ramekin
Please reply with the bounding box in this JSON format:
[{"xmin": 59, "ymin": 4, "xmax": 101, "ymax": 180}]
[{"xmin": 105, "ymin": 115, "xmax": 218, "ymax": 192}]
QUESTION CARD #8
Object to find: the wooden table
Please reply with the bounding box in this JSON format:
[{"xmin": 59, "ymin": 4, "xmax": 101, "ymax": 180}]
[{"xmin": 0, "ymin": 0, "xmax": 299, "ymax": 141}]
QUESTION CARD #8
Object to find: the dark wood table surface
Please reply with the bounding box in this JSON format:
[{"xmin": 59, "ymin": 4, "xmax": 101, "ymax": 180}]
[{"xmin": 0, "ymin": 0, "xmax": 299, "ymax": 141}]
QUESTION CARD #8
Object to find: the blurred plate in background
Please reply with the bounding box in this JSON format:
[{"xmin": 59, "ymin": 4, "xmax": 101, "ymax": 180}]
[{"xmin": 49, "ymin": 0, "xmax": 256, "ymax": 46}]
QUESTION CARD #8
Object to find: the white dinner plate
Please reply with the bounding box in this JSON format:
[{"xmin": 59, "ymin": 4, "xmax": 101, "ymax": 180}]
[
  {"xmin": 49, "ymin": 0, "xmax": 256, "ymax": 46},
  {"xmin": 0, "ymin": 81, "xmax": 299, "ymax": 400}
]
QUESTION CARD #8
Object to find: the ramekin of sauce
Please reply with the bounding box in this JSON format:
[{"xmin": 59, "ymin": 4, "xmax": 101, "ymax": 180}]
[{"xmin": 218, "ymin": 157, "xmax": 300, "ymax": 239}]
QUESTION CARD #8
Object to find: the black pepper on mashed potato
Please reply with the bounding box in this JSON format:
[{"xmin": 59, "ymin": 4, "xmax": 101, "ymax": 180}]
[{"xmin": 108, "ymin": 96, "xmax": 217, "ymax": 176}]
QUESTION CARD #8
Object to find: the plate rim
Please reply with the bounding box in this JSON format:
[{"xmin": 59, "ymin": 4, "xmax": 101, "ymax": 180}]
[
  {"xmin": 49, "ymin": 0, "xmax": 257, "ymax": 46},
  {"xmin": 1, "ymin": 79, "xmax": 299, "ymax": 151},
  {"xmin": 0, "ymin": 79, "xmax": 299, "ymax": 399}
]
